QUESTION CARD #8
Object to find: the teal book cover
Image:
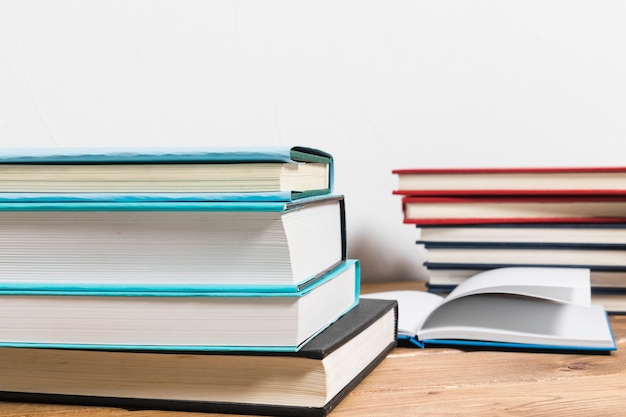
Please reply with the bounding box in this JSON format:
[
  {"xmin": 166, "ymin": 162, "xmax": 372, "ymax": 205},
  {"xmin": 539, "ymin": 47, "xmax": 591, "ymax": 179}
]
[
  {"xmin": 0, "ymin": 195, "xmax": 346, "ymax": 292},
  {"xmin": 0, "ymin": 146, "xmax": 333, "ymax": 200},
  {"xmin": 0, "ymin": 260, "xmax": 361, "ymax": 352}
]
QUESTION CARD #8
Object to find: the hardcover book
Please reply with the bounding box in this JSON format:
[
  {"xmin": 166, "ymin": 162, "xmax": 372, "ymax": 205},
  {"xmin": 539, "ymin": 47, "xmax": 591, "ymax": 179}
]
[
  {"xmin": 419, "ymin": 223, "xmax": 626, "ymax": 246},
  {"xmin": 425, "ymin": 267, "xmax": 626, "ymax": 290},
  {"xmin": 0, "ymin": 146, "xmax": 333, "ymax": 199},
  {"xmin": 401, "ymin": 196, "xmax": 626, "ymax": 225},
  {"xmin": 393, "ymin": 166, "xmax": 626, "ymax": 196},
  {"xmin": 0, "ymin": 298, "xmax": 398, "ymax": 417},
  {"xmin": 0, "ymin": 194, "xmax": 345, "ymax": 291},
  {"xmin": 420, "ymin": 241, "xmax": 626, "ymax": 270},
  {"xmin": 363, "ymin": 267, "xmax": 616, "ymax": 351},
  {"xmin": 0, "ymin": 260, "xmax": 360, "ymax": 352}
]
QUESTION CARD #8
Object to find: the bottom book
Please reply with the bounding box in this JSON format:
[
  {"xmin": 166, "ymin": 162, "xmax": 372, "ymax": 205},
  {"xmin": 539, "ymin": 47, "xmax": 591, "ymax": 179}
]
[{"xmin": 0, "ymin": 298, "xmax": 398, "ymax": 417}]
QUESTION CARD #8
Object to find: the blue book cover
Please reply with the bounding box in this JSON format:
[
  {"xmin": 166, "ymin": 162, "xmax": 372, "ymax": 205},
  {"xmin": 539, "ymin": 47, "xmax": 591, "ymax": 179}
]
[
  {"xmin": 0, "ymin": 146, "xmax": 333, "ymax": 201},
  {"xmin": 0, "ymin": 260, "xmax": 361, "ymax": 352},
  {"xmin": 0, "ymin": 145, "xmax": 330, "ymax": 164},
  {"xmin": 0, "ymin": 194, "xmax": 346, "ymax": 293},
  {"xmin": 0, "ymin": 193, "xmax": 341, "ymax": 212}
]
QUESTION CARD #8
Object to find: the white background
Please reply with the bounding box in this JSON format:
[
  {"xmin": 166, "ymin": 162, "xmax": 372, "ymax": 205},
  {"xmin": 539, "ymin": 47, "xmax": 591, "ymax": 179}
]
[{"xmin": 2, "ymin": 1, "xmax": 626, "ymax": 281}]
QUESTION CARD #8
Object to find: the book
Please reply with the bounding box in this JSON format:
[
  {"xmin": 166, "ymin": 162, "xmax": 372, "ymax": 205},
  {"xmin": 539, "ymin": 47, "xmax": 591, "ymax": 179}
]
[
  {"xmin": 419, "ymin": 223, "xmax": 626, "ymax": 246},
  {"xmin": 0, "ymin": 194, "xmax": 345, "ymax": 291},
  {"xmin": 401, "ymin": 196, "xmax": 626, "ymax": 225},
  {"xmin": 421, "ymin": 242, "xmax": 626, "ymax": 270},
  {"xmin": 362, "ymin": 267, "xmax": 616, "ymax": 351},
  {"xmin": 0, "ymin": 146, "xmax": 333, "ymax": 199},
  {"xmin": 0, "ymin": 298, "xmax": 398, "ymax": 417},
  {"xmin": 393, "ymin": 166, "xmax": 626, "ymax": 196},
  {"xmin": 425, "ymin": 267, "xmax": 626, "ymax": 289},
  {"xmin": 0, "ymin": 260, "xmax": 360, "ymax": 352}
]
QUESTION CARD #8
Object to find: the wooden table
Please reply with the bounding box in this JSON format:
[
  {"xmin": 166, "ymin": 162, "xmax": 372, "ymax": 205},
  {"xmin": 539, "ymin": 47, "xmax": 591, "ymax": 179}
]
[{"xmin": 1, "ymin": 281, "xmax": 625, "ymax": 417}]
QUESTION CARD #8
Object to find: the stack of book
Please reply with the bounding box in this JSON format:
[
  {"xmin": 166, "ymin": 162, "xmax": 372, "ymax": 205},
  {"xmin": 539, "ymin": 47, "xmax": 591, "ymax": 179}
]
[
  {"xmin": 0, "ymin": 146, "xmax": 398, "ymax": 417},
  {"xmin": 393, "ymin": 166, "xmax": 626, "ymax": 313}
]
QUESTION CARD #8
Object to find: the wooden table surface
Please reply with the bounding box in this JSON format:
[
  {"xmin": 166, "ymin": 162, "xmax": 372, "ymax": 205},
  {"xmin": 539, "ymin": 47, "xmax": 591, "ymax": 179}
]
[{"xmin": 1, "ymin": 280, "xmax": 625, "ymax": 417}]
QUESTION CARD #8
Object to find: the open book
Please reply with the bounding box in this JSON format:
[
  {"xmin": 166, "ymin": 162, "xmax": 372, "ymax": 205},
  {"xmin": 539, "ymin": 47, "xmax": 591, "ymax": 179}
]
[{"xmin": 363, "ymin": 267, "xmax": 616, "ymax": 351}]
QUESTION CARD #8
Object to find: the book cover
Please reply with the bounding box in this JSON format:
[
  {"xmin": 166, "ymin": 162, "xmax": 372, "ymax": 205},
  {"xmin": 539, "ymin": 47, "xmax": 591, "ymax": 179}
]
[
  {"xmin": 0, "ymin": 145, "xmax": 331, "ymax": 164},
  {"xmin": 393, "ymin": 166, "xmax": 626, "ymax": 196},
  {"xmin": 0, "ymin": 298, "xmax": 398, "ymax": 417}
]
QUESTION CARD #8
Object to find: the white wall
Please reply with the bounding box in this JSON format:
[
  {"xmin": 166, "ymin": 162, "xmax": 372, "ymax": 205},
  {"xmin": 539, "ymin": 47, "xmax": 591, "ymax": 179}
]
[{"xmin": 2, "ymin": 1, "xmax": 626, "ymax": 281}]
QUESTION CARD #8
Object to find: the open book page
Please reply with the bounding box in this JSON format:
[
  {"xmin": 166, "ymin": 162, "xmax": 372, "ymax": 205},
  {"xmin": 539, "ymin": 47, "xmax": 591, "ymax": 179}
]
[
  {"xmin": 417, "ymin": 294, "xmax": 615, "ymax": 349},
  {"xmin": 444, "ymin": 267, "xmax": 591, "ymax": 306},
  {"xmin": 361, "ymin": 291, "xmax": 444, "ymax": 338}
]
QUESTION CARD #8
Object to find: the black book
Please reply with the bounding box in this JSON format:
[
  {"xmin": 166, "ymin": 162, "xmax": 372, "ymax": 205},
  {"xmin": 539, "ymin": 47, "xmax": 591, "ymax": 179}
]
[{"xmin": 0, "ymin": 298, "xmax": 398, "ymax": 417}]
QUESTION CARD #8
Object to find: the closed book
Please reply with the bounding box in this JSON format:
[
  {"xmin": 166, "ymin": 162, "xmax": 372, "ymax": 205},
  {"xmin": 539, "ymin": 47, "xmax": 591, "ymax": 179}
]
[
  {"xmin": 0, "ymin": 298, "xmax": 398, "ymax": 417},
  {"xmin": 0, "ymin": 146, "xmax": 333, "ymax": 199},
  {"xmin": 419, "ymin": 223, "xmax": 626, "ymax": 246},
  {"xmin": 393, "ymin": 166, "xmax": 626, "ymax": 196},
  {"xmin": 402, "ymin": 196, "xmax": 626, "ymax": 225},
  {"xmin": 425, "ymin": 267, "xmax": 626, "ymax": 290},
  {"xmin": 0, "ymin": 260, "xmax": 360, "ymax": 352},
  {"xmin": 0, "ymin": 194, "xmax": 345, "ymax": 291},
  {"xmin": 363, "ymin": 267, "xmax": 616, "ymax": 352},
  {"xmin": 421, "ymin": 241, "xmax": 626, "ymax": 270}
]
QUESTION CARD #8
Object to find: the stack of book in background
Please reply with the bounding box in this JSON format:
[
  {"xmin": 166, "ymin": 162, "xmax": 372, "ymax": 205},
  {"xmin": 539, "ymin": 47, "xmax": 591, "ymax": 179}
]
[
  {"xmin": 0, "ymin": 146, "xmax": 398, "ymax": 417},
  {"xmin": 393, "ymin": 166, "xmax": 626, "ymax": 314}
]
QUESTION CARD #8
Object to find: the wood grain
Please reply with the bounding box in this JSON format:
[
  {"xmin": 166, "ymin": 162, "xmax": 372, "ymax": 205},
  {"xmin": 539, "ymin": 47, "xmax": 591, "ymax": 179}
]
[{"xmin": 1, "ymin": 281, "xmax": 625, "ymax": 417}]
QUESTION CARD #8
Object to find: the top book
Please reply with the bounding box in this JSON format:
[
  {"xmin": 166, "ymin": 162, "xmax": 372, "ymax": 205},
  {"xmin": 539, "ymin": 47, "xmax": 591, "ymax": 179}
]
[
  {"xmin": 393, "ymin": 166, "xmax": 626, "ymax": 196},
  {"xmin": 0, "ymin": 146, "xmax": 332, "ymax": 200}
]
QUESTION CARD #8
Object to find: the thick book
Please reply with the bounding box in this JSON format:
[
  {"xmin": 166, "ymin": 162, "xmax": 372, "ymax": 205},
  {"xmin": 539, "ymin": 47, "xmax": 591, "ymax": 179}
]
[
  {"xmin": 0, "ymin": 260, "xmax": 360, "ymax": 352},
  {"xmin": 0, "ymin": 298, "xmax": 398, "ymax": 417},
  {"xmin": 420, "ymin": 241, "xmax": 626, "ymax": 271},
  {"xmin": 402, "ymin": 196, "xmax": 626, "ymax": 225},
  {"xmin": 393, "ymin": 166, "xmax": 626, "ymax": 196},
  {"xmin": 362, "ymin": 267, "xmax": 616, "ymax": 351},
  {"xmin": 419, "ymin": 223, "xmax": 626, "ymax": 246},
  {"xmin": 0, "ymin": 146, "xmax": 333, "ymax": 199},
  {"xmin": 0, "ymin": 194, "xmax": 345, "ymax": 292}
]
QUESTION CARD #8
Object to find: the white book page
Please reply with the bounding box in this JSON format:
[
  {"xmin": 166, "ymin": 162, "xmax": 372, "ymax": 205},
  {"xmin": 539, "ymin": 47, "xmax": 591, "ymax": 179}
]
[
  {"xmin": 445, "ymin": 267, "xmax": 591, "ymax": 306},
  {"xmin": 361, "ymin": 291, "xmax": 444, "ymax": 337},
  {"xmin": 417, "ymin": 294, "xmax": 614, "ymax": 349}
]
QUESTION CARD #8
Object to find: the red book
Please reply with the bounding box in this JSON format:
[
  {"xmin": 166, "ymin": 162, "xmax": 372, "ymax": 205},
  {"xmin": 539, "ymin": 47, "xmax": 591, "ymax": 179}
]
[
  {"xmin": 393, "ymin": 166, "xmax": 626, "ymax": 196},
  {"xmin": 402, "ymin": 196, "xmax": 626, "ymax": 225}
]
